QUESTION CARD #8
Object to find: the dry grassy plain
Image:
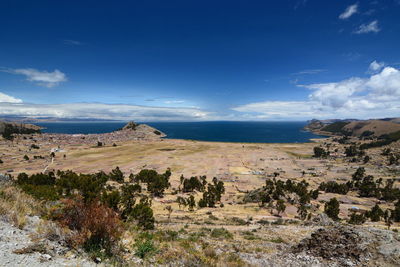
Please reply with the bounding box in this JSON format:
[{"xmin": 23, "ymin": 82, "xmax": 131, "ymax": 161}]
[{"xmin": 1, "ymin": 135, "xmax": 399, "ymax": 226}]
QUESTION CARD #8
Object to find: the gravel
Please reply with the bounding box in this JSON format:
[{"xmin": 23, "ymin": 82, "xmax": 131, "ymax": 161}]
[{"xmin": 0, "ymin": 219, "xmax": 96, "ymax": 267}]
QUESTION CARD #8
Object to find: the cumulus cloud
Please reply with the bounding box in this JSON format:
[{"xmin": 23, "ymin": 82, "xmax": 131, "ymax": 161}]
[
  {"xmin": 0, "ymin": 92, "xmax": 23, "ymax": 103},
  {"xmin": 339, "ymin": 4, "xmax": 358, "ymax": 19},
  {"xmin": 2, "ymin": 68, "xmax": 67, "ymax": 87},
  {"xmin": 354, "ymin": 20, "xmax": 380, "ymax": 34},
  {"xmin": 0, "ymin": 102, "xmax": 211, "ymax": 121},
  {"xmin": 367, "ymin": 60, "xmax": 385, "ymax": 74},
  {"xmin": 232, "ymin": 64, "xmax": 400, "ymax": 120}
]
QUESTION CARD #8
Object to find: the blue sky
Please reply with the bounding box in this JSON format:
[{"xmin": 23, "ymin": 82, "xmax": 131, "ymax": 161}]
[{"xmin": 1, "ymin": 0, "xmax": 400, "ymax": 121}]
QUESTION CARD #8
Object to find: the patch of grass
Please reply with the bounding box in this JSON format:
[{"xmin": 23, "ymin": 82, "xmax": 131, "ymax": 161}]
[
  {"xmin": 210, "ymin": 228, "xmax": 233, "ymax": 239},
  {"xmin": 268, "ymin": 237, "xmax": 285, "ymax": 243},
  {"xmin": 156, "ymin": 230, "xmax": 179, "ymax": 242},
  {"xmin": 230, "ymin": 216, "xmax": 247, "ymax": 225},
  {"xmin": 0, "ymin": 183, "xmax": 43, "ymax": 229},
  {"xmin": 241, "ymin": 230, "xmax": 261, "ymax": 240},
  {"xmin": 134, "ymin": 239, "xmax": 157, "ymax": 259}
]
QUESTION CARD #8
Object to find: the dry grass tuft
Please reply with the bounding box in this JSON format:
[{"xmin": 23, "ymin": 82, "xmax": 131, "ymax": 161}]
[
  {"xmin": 0, "ymin": 182, "xmax": 43, "ymax": 229},
  {"xmin": 31, "ymin": 220, "xmax": 73, "ymax": 246}
]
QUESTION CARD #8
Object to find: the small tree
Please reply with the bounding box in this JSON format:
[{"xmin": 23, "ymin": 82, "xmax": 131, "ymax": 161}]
[
  {"xmin": 324, "ymin": 198, "xmax": 340, "ymax": 221},
  {"xmin": 366, "ymin": 204, "xmax": 384, "ymax": 222},
  {"xmin": 276, "ymin": 199, "xmax": 286, "ymax": 215},
  {"xmin": 131, "ymin": 197, "xmax": 155, "ymax": 230},
  {"xmin": 23, "ymin": 155, "xmax": 29, "ymax": 161},
  {"xmin": 165, "ymin": 205, "xmax": 173, "ymax": 221},
  {"xmin": 384, "ymin": 209, "xmax": 393, "ymax": 229},
  {"xmin": 297, "ymin": 203, "xmax": 308, "ymax": 220},
  {"xmin": 187, "ymin": 195, "xmax": 196, "ymax": 211},
  {"xmin": 348, "ymin": 211, "xmax": 366, "ymax": 225},
  {"xmin": 392, "ymin": 201, "xmax": 400, "ymax": 222},
  {"xmin": 176, "ymin": 196, "xmax": 187, "ymax": 209},
  {"xmin": 352, "ymin": 167, "xmax": 365, "ymax": 182},
  {"xmin": 313, "ymin": 147, "xmax": 327, "ymax": 158},
  {"xmin": 109, "ymin": 167, "xmax": 124, "ymax": 183}
]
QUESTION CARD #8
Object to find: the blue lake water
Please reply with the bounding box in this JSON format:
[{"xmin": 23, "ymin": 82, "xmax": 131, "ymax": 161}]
[{"xmin": 36, "ymin": 121, "xmax": 324, "ymax": 143}]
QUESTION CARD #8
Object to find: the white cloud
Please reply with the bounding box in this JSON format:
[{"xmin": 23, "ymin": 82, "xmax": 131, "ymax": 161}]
[
  {"xmin": 292, "ymin": 69, "xmax": 326, "ymax": 75},
  {"xmin": 0, "ymin": 92, "xmax": 23, "ymax": 103},
  {"xmin": 0, "ymin": 102, "xmax": 212, "ymax": 121},
  {"xmin": 367, "ymin": 60, "xmax": 385, "ymax": 74},
  {"xmin": 339, "ymin": 4, "xmax": 358, "ymax": 19},
  {"xmin": 232, "ymin": 101, "xmax": 318, "ymax": 119},
  {"xmin": 354, "ymin": 20, "xmax": 380, "ymax": 34},
  {"xmin": 64, "ymin": 39, "xmax": 83, "ymax": 46},
  {"xmin": 2, "ymin": 68, "xmax": 67, "ymax": 87},
  {"xmin": 164, "ymin": 100, "xmax": 185, "ymax": 104},
  {"xmin": 232, "ymin": 64, "xmax": 400, "ymax": 120}
]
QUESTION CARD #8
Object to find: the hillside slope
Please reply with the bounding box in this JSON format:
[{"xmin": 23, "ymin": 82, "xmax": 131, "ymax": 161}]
[
  {"xmin": 304, "ymin": 118, "xmax": 400, "ymax": 137},
  {"xmin": 0, "ymin": 121, "xmax": 42, "ymax": 139}
]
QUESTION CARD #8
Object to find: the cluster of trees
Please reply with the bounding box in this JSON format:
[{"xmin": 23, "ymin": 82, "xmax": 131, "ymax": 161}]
[
  {"xmin": 133, "ymin": 169, "xmax": 171, "ymax": 197},
  {"xmin": 13, "ymin": 167, "xmax": 177, "ymax": 258},
  {"xmin": 248, "ymin": 178, "xmax": 319, "ymax": 219},
  {"xmin": 319, "ymin": 181, "xmax": 349, "ymax": 195},
  {"xmin": 344, "ymin": 145, "xmax": 365, "ymax": 158},
  {"xmin": 318, "ymin": 167, "xmax": 400, "ymax": 202},
  {"xmin": 180, "ymin": 175, "xmax": 207, "ymax": 193},
  {"xmin": 381, "ymin": 148, "xmax": 400, "ymax": 166},
  {"xmin": 176, "ymin": 195, "xmax": 196, "ymax": 211},
  {"xmin": 176, "ymin": 176, "xmax": 225, "ymax": 210},
  {"xmin": 198, "ymin": 177, "xmax": 225, "ymax": 208},
  {"xmin": 319, "ymin": 167, "xmax": 400, "ymax": 224},
  {"xmin": 17, "ymin": 168, "xmax": 157, "ymax": 230},
  {"xmin": 348, "ymin": 203, "xmax": 400, "ymax": 227},
  {"xmin": 1, "ymin": 123, "xmax": 40, "ymax": 140},
  {"xmin": 359, "ymin": 130, "xmax": 400, "ymax": 150}
]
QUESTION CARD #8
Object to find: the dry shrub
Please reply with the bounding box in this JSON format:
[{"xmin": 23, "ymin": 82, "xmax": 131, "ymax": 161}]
[
  {"xmin": 32, "ymin": 220, "xmax": 73, "ymax": 246},
  {"xmin": 203, "ymin": 246, "xmax": 217, "ymax": 258},
  {"xmin": 54, "ymin": 197, "xmax": 123, "ymax": 255},
  {"xmin": 0, "ymin": 183, "xmax": 42, "ymax": 229}
]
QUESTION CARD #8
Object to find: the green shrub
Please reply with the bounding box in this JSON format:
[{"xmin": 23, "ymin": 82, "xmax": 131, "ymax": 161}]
[
  {"xmin": 198, "ymin": 177, "xmax": 225, "ymax": 208},
  {"xmin": 366, "ymin": 204, "xmax": 384, "ymax": 222},
  {"xmin": 135, "ymin": 169, "xmax": 171, "ymax": 197},
  {"xmin": 130, "ymin": 197, "xmax": 155, "ymax": 230},
  {"xmin": 109, "ymin": 167, "xmax": 124, "ymax": 183},
  {"xmin": 324, "ymin": 198, "xmax": 340, "ymax": 221},
  {"xmin": 313, "ymin": 147, "xmax": 327, "ymax": 158},
  {"xmin": 210, "ymin": 228, "xmax": 233, "ymax": 239},
  {"xmin": 134, "ymin": 239, "xmax": 157, "ymax": 259},
  {"xmin": 348, "ymin": 211, "xmax": 366, "ymax": 225}
]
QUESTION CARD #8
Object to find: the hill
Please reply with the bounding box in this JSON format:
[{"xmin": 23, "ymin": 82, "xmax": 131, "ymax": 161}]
[
  {"xmin": 305, "ymin": 118, "xmax": 400, "ymax": 137},
  {"xmin": 0, "ymin": 121, "xmax": 42, "ymax": 140}
]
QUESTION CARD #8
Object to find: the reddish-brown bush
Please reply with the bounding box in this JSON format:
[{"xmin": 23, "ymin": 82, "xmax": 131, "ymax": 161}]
[{"xmin": 54, "ymin": 197, "xmax": 122, "ymax": 255}]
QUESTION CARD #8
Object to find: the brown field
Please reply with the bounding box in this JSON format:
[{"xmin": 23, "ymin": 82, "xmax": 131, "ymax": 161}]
[{"xmin": 1, "ymin": 134, "xmax": 399, "ymax": 229}]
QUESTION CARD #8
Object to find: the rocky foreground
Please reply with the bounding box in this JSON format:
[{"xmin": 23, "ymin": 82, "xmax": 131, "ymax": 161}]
[{"xmin": 1, "ymin": 212, "xmax": 399, "ymax": 267}]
